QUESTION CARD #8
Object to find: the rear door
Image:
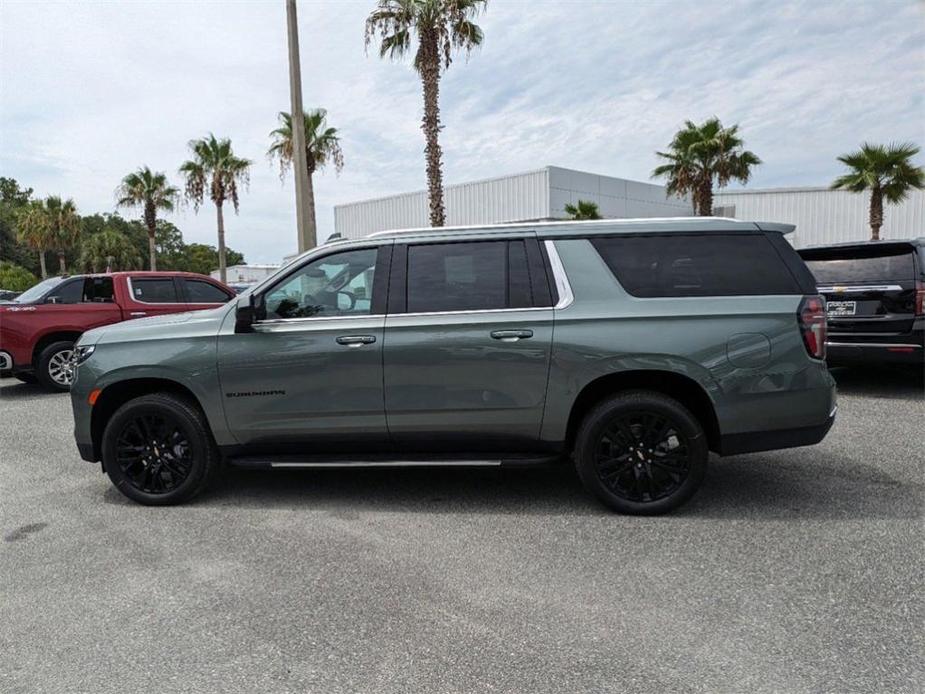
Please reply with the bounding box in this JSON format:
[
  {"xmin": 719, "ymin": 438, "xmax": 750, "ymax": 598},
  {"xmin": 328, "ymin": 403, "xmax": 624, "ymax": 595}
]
[
  {"xmin": 383, "ymin": 235, "xmax": 554, "ymax": 452},
  {"xmin": 800, "ymin": 244, "xmax": 918, "ymax": 337}
]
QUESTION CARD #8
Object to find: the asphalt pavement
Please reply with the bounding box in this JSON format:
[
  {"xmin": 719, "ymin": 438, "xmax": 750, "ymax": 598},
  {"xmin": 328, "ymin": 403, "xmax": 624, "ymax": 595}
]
[{"xmin": 1, "ymin": 367, "xmax": 923, "ymax": 693}]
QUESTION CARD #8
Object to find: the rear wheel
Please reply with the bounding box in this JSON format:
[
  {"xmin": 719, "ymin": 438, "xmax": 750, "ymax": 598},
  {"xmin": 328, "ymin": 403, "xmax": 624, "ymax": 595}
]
[
  {"xmin": 574, "ymin": 391, "xmax": 708, "ymax": 515},
  {"xmin": 35, "ymin": 341, "xmax": 76, "ymax": 391},
  {"xmin": 101, "ymin": 393, "xmax": 219, "ymax": 505}
]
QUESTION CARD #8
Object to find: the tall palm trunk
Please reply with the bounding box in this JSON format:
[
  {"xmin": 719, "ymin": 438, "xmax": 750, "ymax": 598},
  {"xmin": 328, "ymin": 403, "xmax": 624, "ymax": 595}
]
[
  {"xmin": 58, "ymin": 252, "xmax": 66, "ymax": 274},
  {"xmin": 147, "ymin": 229, "xmax": 157, "ymax": 271},
  {"xmin": 145, "ymin": 202, "xmax": 158, "ymax": 270},
  {"xmin": 869, "ymin": 186, "xmax": 883, "ymax": 241},
  {"xmin": 698, "ymin": 181, "xmax": 714, "ymax": 216},
  {"xmin": 215, "ymin": 200, "xmax": 227, "ymax": 283},
  {"xmin": 419, "ymin": 32, "xmax": 446, "ymax": 227},
  {"xmin": 305, "ymin": 164, "xmax": 318, "ymax": 246},
  {"xmin": 38, "ymin": 251, "xmax": 47, "ymax": 279}
]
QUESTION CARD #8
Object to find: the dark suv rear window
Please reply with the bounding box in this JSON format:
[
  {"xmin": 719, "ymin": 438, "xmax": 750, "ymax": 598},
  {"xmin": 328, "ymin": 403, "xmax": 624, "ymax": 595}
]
[
  {"xmin": 591, "ymin": 233, "xmax": 801, "ymax": 297},
  {"xmin": 800, "ymin": 246, "xmax": 916, "ymax": 284}
]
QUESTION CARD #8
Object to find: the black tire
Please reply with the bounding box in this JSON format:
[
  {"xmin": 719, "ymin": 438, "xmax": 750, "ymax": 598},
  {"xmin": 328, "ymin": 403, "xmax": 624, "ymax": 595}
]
[
  {"xmin": 574, "ymin": 390, "xmax": 708, "ymax": 515},
  {"xmin": 101, "ymin": 393, "xmax": 220, "ymax": 506},
  {"xmin": 14, "ymin": 373, "xmax": 37, "ymax": 384},
  {"xmin": 35, "ymin": 340, "xmax": 76, "ymax": 392}
]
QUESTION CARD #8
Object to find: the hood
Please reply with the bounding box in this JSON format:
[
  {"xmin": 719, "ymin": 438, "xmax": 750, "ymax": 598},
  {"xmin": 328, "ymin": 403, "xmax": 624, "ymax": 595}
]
[{"xmin": 91, "ymin": 304, "xmax": 232, "ymax": 346}]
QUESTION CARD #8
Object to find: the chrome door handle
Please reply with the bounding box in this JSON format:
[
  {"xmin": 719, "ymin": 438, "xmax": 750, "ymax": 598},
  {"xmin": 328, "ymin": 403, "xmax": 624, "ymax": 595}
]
[
  {"xmin": 490, "ymin": 329, "xmax": 533, "ymax": 342},
  {"xmin": 336, "ymin": 335, "xmax": 377, "ymax": 347},
  {"xmin": 130, "ymin": 312, "xmax": 147, "ymax": 317}
]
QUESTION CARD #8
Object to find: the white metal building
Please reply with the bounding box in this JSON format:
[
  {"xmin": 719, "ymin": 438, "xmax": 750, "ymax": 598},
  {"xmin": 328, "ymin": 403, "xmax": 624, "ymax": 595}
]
[
  {"xmin": 714, "ymin": 187, "xmax": 925, "ymax": 248},
  {"xmin": 334, "ymin": 166, "xmax": 693, "ymax": 239},
  {"xmin": 212, "ymin": 264, "xmax": 280, "ymax": 285},
  {"xmin": 332, "ymin": 165, "xmax": 924, "ymax": 248}
]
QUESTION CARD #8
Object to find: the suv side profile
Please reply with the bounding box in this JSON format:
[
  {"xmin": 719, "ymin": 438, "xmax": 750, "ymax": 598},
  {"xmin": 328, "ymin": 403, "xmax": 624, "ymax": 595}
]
[{"xmin": 70, "ymin": 218, "xmax": 837, "ymax": 514}]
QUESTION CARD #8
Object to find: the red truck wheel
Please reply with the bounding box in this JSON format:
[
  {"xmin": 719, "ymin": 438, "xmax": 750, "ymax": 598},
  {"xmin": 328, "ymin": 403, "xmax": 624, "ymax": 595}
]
[{"xmin": 36, "ymin": 341, "xmax": 76, "ymax": 392}]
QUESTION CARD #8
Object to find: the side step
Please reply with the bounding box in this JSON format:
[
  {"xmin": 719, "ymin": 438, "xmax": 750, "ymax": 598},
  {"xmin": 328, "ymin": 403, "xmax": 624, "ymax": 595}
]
[{"xmin": 227, "ymin": 453, "xmax": 562, "ymax": 470}]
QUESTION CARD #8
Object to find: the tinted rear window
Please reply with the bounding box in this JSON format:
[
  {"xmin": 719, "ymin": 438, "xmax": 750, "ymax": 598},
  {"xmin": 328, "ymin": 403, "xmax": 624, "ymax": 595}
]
[
  {"xmin": 184, "ymin": 279, "xmax": 231, "ymax": 303},
  {"xmin": 800, "ymin": 247, "xmax": 916, "ymax": 283},
  {"xmin": 591, "ymin": 233, "xmax": 801, "ymax": 297}
]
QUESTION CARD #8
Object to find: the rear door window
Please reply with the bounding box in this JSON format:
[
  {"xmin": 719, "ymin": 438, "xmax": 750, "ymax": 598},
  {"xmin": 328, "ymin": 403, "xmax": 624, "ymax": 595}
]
[
  {"xmin": 405, "ymin": 240, "xmax": 533, "ymax": 313},
  {"xmin": 131, "ymin": 278, "xmax": 180, "ymax": 303},
  {"xmin": 591, "ymin": 233, "xmax": 801, "ymax": 297},
  {"xmin": 184, "ymin": 278, "xmax": 232, "ymax": 303},
  {"xmin": 800, "ymin": 247, "xmax": 916, "ymax": 284}
]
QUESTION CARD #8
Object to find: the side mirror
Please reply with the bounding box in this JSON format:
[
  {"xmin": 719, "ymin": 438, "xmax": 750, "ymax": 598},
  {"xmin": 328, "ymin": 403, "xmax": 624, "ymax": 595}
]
[{"xmin": 234, "ymin": 295, "xmax": 261, "ymax": 333}]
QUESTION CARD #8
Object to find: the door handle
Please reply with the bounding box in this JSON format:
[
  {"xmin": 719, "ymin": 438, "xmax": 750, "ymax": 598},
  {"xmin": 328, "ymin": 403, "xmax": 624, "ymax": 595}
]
[
  {"xmin": 490, "ymin": 329, "xmax": 533, "ymax": 342},
  {"xmin": 130, "ymin": 312, "xmax": 147, "ymax": 317},
  {"xmin": 336, "ymin": 335, "xmax": 377, "ymax": 347}
]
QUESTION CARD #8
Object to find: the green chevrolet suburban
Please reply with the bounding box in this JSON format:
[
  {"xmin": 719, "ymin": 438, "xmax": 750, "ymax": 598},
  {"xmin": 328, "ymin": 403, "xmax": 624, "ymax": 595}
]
[{"xmin": 70, "ymin": 218, "xmax": 837, "ymax": 514}]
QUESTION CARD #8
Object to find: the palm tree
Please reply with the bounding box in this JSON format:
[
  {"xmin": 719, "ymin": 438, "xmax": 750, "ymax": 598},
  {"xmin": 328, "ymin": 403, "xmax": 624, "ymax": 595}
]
[
  {"xmin": 268, "ymin": 109, "xmax": 344, "ymax": 249},
  {"xmin": 831, "ymin": 142, "xmax": 924, "ymax": 241},
  {"xmin": 116, "ymin": 166, "xmax": 178, "ymax": 270},
  {"xmin": 564, "ymin": 200, "xmax": 602, "ymax": 220},
  {"xmin": 79, "ymin": 229, "xmax": 141, "ymax": 273},
  {"xmin": 179, "ymin": 134, "xmax": 251, "ymax": 283},
  {"xmin": 16, "ymin": 200, "xmax": 54, "ymax": 278},
  {"xmin": 366, "ymin": 0, "xmax": 487, "ymax": 227},
  {"xmin": 45, "ymin": 196, "xmax": 80, "ymax": 273},
  {"xmin": 652, "ymin": 117, "xmax": 762, "ymax": 216}
]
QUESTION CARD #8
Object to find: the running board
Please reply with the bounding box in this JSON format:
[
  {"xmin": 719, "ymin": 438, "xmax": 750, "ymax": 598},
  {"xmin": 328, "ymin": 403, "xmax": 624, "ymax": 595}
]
[{"xmin": 228, "ymin": 454, "xmax": 561, "ymax": 470}]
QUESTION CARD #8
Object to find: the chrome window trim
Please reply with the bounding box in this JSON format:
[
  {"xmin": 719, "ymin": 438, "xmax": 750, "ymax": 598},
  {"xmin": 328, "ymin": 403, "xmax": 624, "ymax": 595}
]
[
  {"xmin": 544, "ymin": 239, "xmax": 574, "ymax": 310},
  {"xmin": 817, "ymin": 285, "xmax": 904, "ymax": 293},
  {"xmin": 126, "ymin": 277, "xmax": 183, "ymax": 306},
  {"xmin": 255, "ymin": 313, "xmax": 384, "ymax": 328}
]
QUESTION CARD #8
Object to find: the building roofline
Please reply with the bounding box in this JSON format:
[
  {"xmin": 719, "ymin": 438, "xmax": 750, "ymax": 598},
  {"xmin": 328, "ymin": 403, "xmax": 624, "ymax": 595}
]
[{"xmin": 716, "ymin": 186, "xmax": 834, "ymax": 195}]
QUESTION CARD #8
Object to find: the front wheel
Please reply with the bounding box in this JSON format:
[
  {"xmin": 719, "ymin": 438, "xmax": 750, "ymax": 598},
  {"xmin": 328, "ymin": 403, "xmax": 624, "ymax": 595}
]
[
  {"xmin": 101, "ymin": 393, "xmax": 220, "ymax": 505},
  {"xmin": 574, "ymin": 391, "xmax": 708, "ymax": 515},
  {"xmin": 36, "ymin": 340, "xmax": 76, "ymax": 391}
]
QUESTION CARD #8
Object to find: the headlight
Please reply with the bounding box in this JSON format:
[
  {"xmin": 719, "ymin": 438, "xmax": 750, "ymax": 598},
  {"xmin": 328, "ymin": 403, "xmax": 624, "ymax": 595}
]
[{"xmin": 72, "ymin": 344, "xmax": 96, "ymax": 366}]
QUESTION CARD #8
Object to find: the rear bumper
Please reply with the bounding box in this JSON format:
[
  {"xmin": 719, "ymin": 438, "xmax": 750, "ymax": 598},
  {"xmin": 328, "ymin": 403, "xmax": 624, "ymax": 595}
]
[
  {"xmin": 720, "ymin": 403, "xmax": 837, "ymax": 456},
  {"xmin": 826, "ymin": 341, "xmax": 923, "ymax": 365}
]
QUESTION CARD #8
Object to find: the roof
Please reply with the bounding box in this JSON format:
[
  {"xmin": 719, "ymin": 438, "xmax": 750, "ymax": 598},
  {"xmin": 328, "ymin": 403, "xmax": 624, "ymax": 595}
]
[{"xmin": 798, "ymin": 237, "xmax": 925, "ymax": 252}]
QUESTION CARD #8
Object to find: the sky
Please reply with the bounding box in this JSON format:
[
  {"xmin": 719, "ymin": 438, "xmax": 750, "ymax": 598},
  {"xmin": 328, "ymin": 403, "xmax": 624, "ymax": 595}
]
[{"xmin": 2, "ymin": 0, "xmax": 923, "ymax": 265}]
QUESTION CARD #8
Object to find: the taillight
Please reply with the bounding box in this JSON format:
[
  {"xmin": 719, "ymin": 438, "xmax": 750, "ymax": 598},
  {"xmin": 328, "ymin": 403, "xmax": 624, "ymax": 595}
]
[
  {"xmin": 799, "ymin": 295, "xmax": 827, "ymax": 360},
  {"xmin": 915, "ymin": 280, "xmax": 924, "ymax": 316}
]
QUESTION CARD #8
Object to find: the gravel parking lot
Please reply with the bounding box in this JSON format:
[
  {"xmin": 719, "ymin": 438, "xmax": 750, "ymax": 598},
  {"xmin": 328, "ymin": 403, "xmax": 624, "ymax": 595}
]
[{"xmin": 1, "ymin": 367, "xmax": 923, "ymax": 694}]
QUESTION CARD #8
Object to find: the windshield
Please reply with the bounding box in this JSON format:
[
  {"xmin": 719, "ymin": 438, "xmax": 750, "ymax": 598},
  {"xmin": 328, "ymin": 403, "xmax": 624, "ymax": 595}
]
[{"xmin": 12, "ymin": 276, "xmax": 67, "ymax": 304}]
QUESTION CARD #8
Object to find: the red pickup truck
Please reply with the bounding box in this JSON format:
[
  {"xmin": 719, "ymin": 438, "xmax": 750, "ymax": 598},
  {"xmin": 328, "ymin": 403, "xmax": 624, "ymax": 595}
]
[{"xmin": 0, "ymin": 271, "xmax": 235, "ymax": 391}]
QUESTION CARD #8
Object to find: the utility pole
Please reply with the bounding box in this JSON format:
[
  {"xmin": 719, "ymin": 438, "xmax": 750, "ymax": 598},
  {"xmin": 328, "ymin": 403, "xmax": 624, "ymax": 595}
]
[{"xmin": 286, "ymin": 0, "xmax": 314, "ymax": 253}]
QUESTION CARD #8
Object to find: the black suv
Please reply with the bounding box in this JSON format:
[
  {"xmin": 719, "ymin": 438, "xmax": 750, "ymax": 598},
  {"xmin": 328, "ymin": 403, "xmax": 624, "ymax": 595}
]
[{"xmin": 799, "ymin": 238, "xmax": 925, "ymax": 365}]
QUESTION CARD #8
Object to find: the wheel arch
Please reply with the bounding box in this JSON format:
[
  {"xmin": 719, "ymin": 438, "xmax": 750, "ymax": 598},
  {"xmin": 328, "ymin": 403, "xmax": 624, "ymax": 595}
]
[
  {"xmin": 90, "ymin": 378, "xmax": 204, "ymax": 462},
  {"xmin": 32, "ymin": 331, "xmax": 83, "ymax": 367},
  {"xmin": 564, "ymin": 370, "xmax": 721, "ymax": 454}
]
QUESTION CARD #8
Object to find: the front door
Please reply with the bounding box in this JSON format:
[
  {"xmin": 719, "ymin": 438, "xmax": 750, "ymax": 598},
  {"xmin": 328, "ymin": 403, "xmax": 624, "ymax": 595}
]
[
  {"xmin": 383, "ymin": 238, "xmax": 554, "ymax": 452},
  {"xmin": 217, "ymin": 243, "xmax": 390, "ymax": 451}
]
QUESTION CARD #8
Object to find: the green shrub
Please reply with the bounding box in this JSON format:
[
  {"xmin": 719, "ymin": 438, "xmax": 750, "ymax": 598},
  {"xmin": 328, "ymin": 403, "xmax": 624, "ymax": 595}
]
[{"xmin": 0, "ymin": 261, "xmax": 38, "ymax": 292}]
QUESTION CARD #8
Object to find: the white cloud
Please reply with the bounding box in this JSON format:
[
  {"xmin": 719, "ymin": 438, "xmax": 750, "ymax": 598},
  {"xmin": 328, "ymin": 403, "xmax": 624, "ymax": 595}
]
[{"xmin": 1, "ymin": 0, "xmax": 923, "ymax": 264}]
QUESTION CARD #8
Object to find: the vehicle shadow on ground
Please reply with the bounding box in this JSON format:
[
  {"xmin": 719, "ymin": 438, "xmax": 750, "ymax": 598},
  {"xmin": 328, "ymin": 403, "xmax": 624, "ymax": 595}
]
[
  {"xmin": 0, "ymin": 380, "xmax": 62, "ymax": 399},
  {"xmin": 104, "ymin": 453, "xmax": 922, "ymax": 521},
  {"xmin": 830, "ymin": 365, "xmax": 924, "ymax": 401}
]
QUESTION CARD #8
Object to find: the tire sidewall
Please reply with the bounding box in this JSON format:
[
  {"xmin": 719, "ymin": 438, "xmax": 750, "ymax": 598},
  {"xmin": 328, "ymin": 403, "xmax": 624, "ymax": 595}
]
[
  {"xmin": 36, "ymin": 341, "xmax": 75, "ymax": 392},
  {"xmin": 575, "ymin": 393, "xmax": 709, "ymax": 515},
  {"xmin": 102, "ymin": 398, "xmax": 211, "ymax": 505}
]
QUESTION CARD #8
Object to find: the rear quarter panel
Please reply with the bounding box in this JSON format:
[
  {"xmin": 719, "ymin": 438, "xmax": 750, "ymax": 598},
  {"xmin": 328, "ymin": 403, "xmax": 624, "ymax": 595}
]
[{"xmin": 540, "ymin": 238, "xmax": 835, "ymax": 444}]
